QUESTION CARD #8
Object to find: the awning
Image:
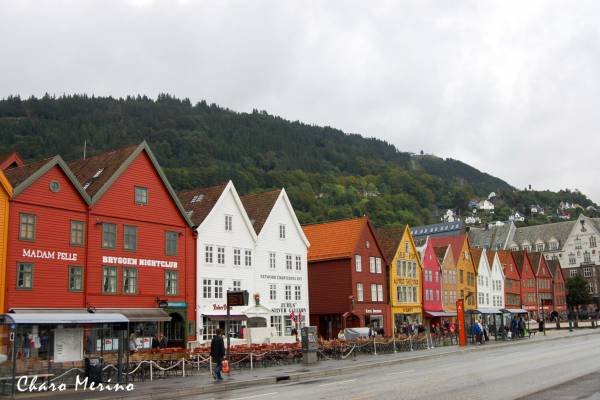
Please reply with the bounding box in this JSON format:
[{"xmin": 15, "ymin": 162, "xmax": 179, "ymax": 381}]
[
  {"xmin": 96, "ymin": 308, "xmax": 172, "ymax": 322},
  {"xmin": 424, "ymin": 311, "xmax": 457, "ymax": 318},
  {"xmin": 476, "ymin": 308, "xmax": 503, "ymax": 315},
  {"xmin": 1, "ymin": 313, "xmax": 128, "ymax": 325},
  {"xmin": 205, "ymin": 315, "xmax": 247, "ymax": 321},
  {"xmin": 500, "ymin": 308, "xmax": 529, "ymax": 314}
]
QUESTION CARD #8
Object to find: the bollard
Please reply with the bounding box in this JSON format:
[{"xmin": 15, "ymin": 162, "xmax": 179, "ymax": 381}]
[
  {"xmin": 182, "ymin": 358, "xmax": 185, "ymax": 377},
  {"xmin": 409, "ymin": 335, "xmax": 413, "ymax": 351},
  {"xmin": 373, "ymin": 338, "xmax": 377, "ymax": 355},
  {"xmin": 197, "ymin": 355, "xmax": 200, "ymax": 372},
  {"xmin": 209, "ymin": 356, "xmax": 213, "ymax": 377},
  {"xmin": 250, "ymin": 352, "xmax": 253, "ymax": 371},
  {"xmin": 150, "ymin": 361, "xmax": 153, "ymax": 382},
  {"xmin": 393, "ymin": 334, "xmax": 397, "ymax": 354}
]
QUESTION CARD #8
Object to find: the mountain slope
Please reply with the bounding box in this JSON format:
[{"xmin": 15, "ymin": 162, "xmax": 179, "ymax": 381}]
[{"xmin": 0, "ymin": 94, "xmax": 593, "ymax": 226}]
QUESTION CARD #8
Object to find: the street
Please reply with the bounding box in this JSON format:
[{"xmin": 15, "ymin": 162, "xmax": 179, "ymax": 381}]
[{"xmin": 187, "ymin": 333, "xmax": 600, "ymax": 400}]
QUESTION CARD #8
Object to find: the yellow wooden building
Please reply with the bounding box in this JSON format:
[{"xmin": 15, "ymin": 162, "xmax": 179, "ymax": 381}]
[
  {"xmin": 375, "ymin": 225, "xmax": 422, "ymax": 332},
  {"xmin": 0, "ymin": 169, "xmax": 13, "ymax": 313},
  {"xmin": 430, "ymin": 235, "xmax": 477, "ymax": 310}
]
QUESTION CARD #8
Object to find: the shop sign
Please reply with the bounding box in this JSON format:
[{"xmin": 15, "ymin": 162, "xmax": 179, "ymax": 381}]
[
  {"xmin": 162, "ymin": 301, "xmax": 187, "ymax": 308},
  {"xmin": 395, "ymin": 307, "xmax": 421, "ymax": 314},
  {"xmin": 365, "ymin": 309, "xmax": 383, "ymax": 314},
  {"xmin": 96, "ymin": 338, "xmax": 120, "ymax": 352},
  {"xmin": 101, "ymin": 255, "xmax": 177, "ymax": 269},
  {"xmin": 259, "ymin": 274, "xmax": 303, "ymax": 282},
  {"xmin": 271, "ymin": 302, "xmax": 307, "ymax": 313},
  {"xmin": 212, "ymin": 304, "xmax": 228, "ymax": 311},
  {"xmin": 22, "ymin": 248, "xmax": 78, "ymax": 262},
  {"xmin": 394, "ymin": 278, "xmax": 418, "ymax": 285}
]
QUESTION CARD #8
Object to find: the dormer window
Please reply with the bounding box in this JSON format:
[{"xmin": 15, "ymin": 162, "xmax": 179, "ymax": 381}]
[
  {"xmin": 83, "ymin": 182, "xmax": 91, "ymax": 190},
  {"xmin": 191, "ymin": 194, "xmax": 204, "ymax": 203},
  {"xmin": 135, "ymin": 186, "xmax": 148, "ymax": 205},
  {"xmin": 92, "ymin": 168, "xmax": 104, "ymax": 179},
  {"xmin": 535, "ymin": 242, "xmax": 545, "ymax": 252}
]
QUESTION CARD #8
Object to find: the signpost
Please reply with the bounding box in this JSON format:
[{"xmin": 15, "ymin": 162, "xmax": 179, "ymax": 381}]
[
  {"xmin": 226, "ymin": 290, "xmax": 249, "ymax": 357},
  {"xmin": 456, "ymin": 299, "xmax": 466, "ymax": 347}
]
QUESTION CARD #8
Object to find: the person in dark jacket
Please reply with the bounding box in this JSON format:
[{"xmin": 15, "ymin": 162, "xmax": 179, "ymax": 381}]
[{"xmin": 210, "ymin": 329, "xmax": 226, "ymax": 380}]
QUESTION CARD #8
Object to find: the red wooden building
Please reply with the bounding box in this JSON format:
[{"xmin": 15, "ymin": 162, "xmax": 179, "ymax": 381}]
[
  {"xmin": 303, "ymin": 217, "xmax": 391, "ymax": 339},
  {"xmin": 497, "ymin": 250, "xmax": 521, "ymax": 310},
  {"xmin": 529, "ymin": 252, "xmax": 553, "ymax": 319},
  {"xmin": 547, "ymin": 259, "xmax": 567, "ymax": 315},
  {"xmin": 4, "ymin": 142, "xmax": 196, "ymax": 349},
  {"xmin": 512, "ymin": 251, "xmax": 537, "ymax": 316},
  {"xmin": 419, "ymin": 238, "xmax": 444, "ymax": 323}
]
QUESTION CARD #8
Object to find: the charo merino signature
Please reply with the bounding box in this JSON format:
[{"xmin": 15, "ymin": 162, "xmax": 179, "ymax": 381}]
[{"xmin": 17, "ymin": 375, "xmax": 135, "ymax": 392}]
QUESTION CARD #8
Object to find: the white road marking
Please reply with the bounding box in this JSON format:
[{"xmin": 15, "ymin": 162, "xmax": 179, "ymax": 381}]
[
  {"xmin": 229, "ymin": 392, "xmax": 278, "ymax": 400},
  {"xmin": 319, "ymin": 379, "xmax": 357, "ymax": 387},
  {"xmin": 388, "ymin": 369, "xmax": 414, "ymax": 376}
]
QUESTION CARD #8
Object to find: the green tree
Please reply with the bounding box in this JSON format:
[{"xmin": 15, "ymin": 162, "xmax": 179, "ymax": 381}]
[{"xmin": 566, "ymin": 275, "xmax": 592, "ymax": 321}]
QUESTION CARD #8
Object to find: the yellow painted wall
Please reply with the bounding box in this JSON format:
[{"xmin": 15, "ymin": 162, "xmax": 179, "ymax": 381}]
[
  {"xmin": 389, "ymin": 226, "xmax": 423, "ymax": 326},
  {"xmin": 456, "ymin": 237, "xmax": 477, "ymax": 310},
  {"xmin": 0, "ymin": 171, "xmax": 12, "ymax": 313}
]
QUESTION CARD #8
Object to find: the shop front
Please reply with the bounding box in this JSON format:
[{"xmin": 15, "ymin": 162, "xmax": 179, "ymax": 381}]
[
  {"xmin": 0, "ymin": 312, "xmax": 129, "ymax": 397},
  {"xmin": 392, "ymin": 306, "xmax": 422, "ymax": 334},
  {"xmin": 424, "ymin": 311, "xmax": 457, "ymax": 330}
]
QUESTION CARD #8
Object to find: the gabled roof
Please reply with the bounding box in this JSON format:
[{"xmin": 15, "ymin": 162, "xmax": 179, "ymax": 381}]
[
  {"xmin": 511, "ymin": 250, "xmax": 531, "ymax": 277},
  {"xmin": 528, "ymin": 252, "xmax": 543, "ymax": 275},
  {"xmin": 497, "ymin": 250, "xmax": 520, "ymax": 278},
  {"xmin": 513, "ymin": 220, "xmax": 574, "ymax": 249},
  {"xmin": 468, "ymin": 222, "xmax": 516, "ymax": 250},
  {"xmin": 546, "ymin": 259, "xmax": 563, "ymax": 280},
  {"xmin": 0, "ymin": 152, "xmax": 25, "ymax": 170},
  {"xmin": 69, "ymin": 144, "xmax": 138, "ymax": 198},
  {"xmin": 69, "ymin": 141, "xmax": 193, "ymax": 227},
  {"xmin": 4, "ymin": 156, "xmax": 91, "ymax": 202},
  {"xmin": 429, "ymin": 234, "xmax": 466, "ymax": 265},
  {"xmin": 303, "ymin": 216, "xmax": 376, "ymax": 262},
  {"xmin": 486, "ymin": 250, "xmax": 496, "ymax": 268},
  {"xmin": 433, "ymin": 245, "xmax": 449, "ymax": 264},
  {"xmin": 178, "ymin": 183, "xmax": 228, "ymax": 226},
  {"xmin": 374, "ymin": 225, "xmax": 407, "ymax": 264},
  {"xmin": 240, "ymin": 189, "xmax": 282, "ymax": 235},
  {"xmin": 470, "ymin": 247, "xmax": 484, "ymax": 270}
]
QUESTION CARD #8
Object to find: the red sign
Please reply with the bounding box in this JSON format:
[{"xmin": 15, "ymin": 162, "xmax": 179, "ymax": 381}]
[{"xmin": 456, "ymin": 299, "xmax": 466, "ymax": 347}]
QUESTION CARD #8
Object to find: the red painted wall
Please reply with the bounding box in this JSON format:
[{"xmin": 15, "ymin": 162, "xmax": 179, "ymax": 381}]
[
  {"xmin": 535, "ymin": 256, "xmax": 553, "ymax": 315},
  {"xmin": 500, "ymin": 251, "xmax": 521, "ymax": 308},
  {"xmin": 421, "ymin": 240, "xmax": 443, "ymax": 312},
  {"xmin": 6, "ymin": 166, "xmax": 88, "ymax": 309},
  {"xmin": 552, "ymin": 265, "xmax": 567, "ymax": 313},
  {"xmin": 520, "ymin": 254, "xmax": 537, "ymax": 311}
]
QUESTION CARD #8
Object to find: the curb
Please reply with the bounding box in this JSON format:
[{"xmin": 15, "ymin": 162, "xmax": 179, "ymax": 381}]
[{"xmin": 19, "ymin": 330, "xmax": 600, "ymax": 400}]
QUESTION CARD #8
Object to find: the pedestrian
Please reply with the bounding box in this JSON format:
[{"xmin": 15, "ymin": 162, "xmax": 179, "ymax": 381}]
[
  {"xmin": 128, "ymin": 332, "xmax": 137, "ymax": 354},
  {"xmin": 518, "ymin": 317, "xmax": 525, "ymax": 338},
  {"xmin": 482, "ymin": 322, "xmax": 489, "ymax": 342},
  {"xmin": 473, "ymin": 320, "xmax": 483, "ymax": 344},
  {"xmin": 159, "ymin": 333, "xmax": 168, "ymax": 348},
  {"xmin": 511, "ymin": 316, "xmax": 518, "ymax": 339},
  {"xmin": 210, "ymin": 329, "xmax": 226, "ymax": 381}
]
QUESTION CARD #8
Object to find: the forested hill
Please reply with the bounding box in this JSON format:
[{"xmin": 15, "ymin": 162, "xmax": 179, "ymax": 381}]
[{"xmin": 0, "ymin": 94, "xmax": 594, "ymax": 226}]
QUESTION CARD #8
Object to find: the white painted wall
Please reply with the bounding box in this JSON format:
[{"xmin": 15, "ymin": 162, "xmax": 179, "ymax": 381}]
[
  {"xmin": 489, "ymin": 252, "xmax": 505, "ymax": 308},
  {"xmin": 476, "ymin": 249, "xmax": 493, "ymax": 308}
]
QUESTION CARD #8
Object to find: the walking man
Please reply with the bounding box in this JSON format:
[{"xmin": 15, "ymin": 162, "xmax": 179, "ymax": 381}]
[{"xmin": 210, "ymin": 329, "xmax": 226, "ymax": 381}]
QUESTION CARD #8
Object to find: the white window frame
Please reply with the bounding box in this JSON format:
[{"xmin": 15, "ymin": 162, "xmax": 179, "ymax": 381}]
[
  {"xmin": 369, "ymin": 257, "xmax": 376, "ymax": 273},
  {"xmin": 225, "ymin": 214, "xmax": 232, "ymax": 231},
  {"xmin": 371, "ymin": 284, "xmax": 377, "ymax": 302},
  {"xmin": 269, "ymin": 252, "xmax": 276, "ymax": 269},
  {"xmin": 355, "ymin": 255, "xmax": 362, "ymax": 272},
  {"xmin": 357, "ymin": 283, "xmax": 364, "ymax": 301}
]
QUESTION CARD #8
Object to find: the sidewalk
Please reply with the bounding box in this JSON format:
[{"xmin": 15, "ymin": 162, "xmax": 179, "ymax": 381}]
[{"xmin": 17, "ymin": 328, "xmax": 600, "ymax": 400}]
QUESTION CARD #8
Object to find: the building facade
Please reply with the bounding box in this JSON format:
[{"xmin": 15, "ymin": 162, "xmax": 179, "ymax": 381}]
[
  {"xmin": 375, "ymin": 225, "xmax": 423, "ymax": 330},
  {"xmin": 417, "ymin": 238, "xmax": 445, "ymax": 324},
  {"xmin": 486, "ymin": 251, "xmax": 505, "ymax": 310},
  {"xmin": 529, "ymin": 252, "xmax": 553, "ymax": 319},
  {"xmin": 304, "ymin": 217, "xmax": 390, "ymax": 339},
  {"xmin": 436, "ymin": 245, "xmax": 457, "ymax": 314},
  {"xmin": 498, "ymin": 250, "xmax": 521, "ymax": 310},
  {"xmin": 547, "ymin": 259, "xmax": 567, "ymax": 315},
  {"xmin": 513, "ymin": 251, "xmax": 537, "ymax": 315}
]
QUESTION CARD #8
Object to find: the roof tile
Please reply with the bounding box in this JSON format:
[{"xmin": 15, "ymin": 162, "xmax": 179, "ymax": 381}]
[{"xmin": 303, "ymin": 217, "xmax": 368, "ymax": 262}]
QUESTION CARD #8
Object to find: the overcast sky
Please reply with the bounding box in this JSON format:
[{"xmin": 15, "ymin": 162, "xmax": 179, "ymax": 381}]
[{"xmin": 1, "ymin": 1, "xmax": 599, "ymax": 202}]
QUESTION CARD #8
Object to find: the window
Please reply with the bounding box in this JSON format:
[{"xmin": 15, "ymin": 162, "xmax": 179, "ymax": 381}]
[
  {"xmin": 165, "ymin": 271, "xmax": 178, "ymax": 295},
  {"xmin": 234, "ymin": 249, "xmax": 241, "ymax": 266},
  {"xmin": 271, "ymin": 316, "xmax": 283, "ymax": 336},
  {"xmin": 213, "ymin": 279, "xmax": 223, "ymax": 298},
  {"xmin": 357, "ymin": 283, "xmax": 364, "ymax": 301},
  {"xmin": 279, "ymin": 224, "xmax": 286, "ymax": 239},
  {"xmin": 19, "ymin": 213, "xmax": 36, "ymax": 241},
  {"xmin": 584, "ymin": 267, "xmax": 592, "ymax": 277},
  {"xmin": 225, "ymin": 215, "xmax": 232, "ymax": 231},
  {"xmin": 584, "ymin": 251, "xmax": 591, "ymax": 264},
  {"xmin": 435, "ymin": 271, "xmax": 439, "ymax": 282},
  {"xmin": 285, "ymin": 285, "xmax": 292, "ymax": 300},
  {"xmin": 102, "ymin": 266, "xmax": 117, "ymax": 293},
  {"xmin": 270, "ymin": 284, "xmax": 277, "ymax": 300},
  {"xmin": 396, "ymin": 260, "xmax": 402, "ymax": 276},
  {"xmin": 436, "ymin": 289, "xmax": 440, "ymax": 302},
  {"xmin": 70, "ymin": 221, "xmax": 85, "ymax": 246},
  {"xmin": 295, "ymin": 285, "xmax": 301, "ymax": 300},
  {"xmin": 269, "ymin": 252, "xmax": 276, "ymax": 269},
  {"xmin": 245, "ymin": 250, "xmax": 252, "ymax": 266},
  {"xmin": 205, "ymin": 245, "xmax": 214, "ymax": 264},
  {"xmin": 123, "ymin": 267, "xmax": 138, "ymax": 294},
  {"xmin": 459, "ymin": 270, "xmax": 464, "ymax": 284},
  {"xmin": 535, "ymin": 243, "xmax": 544, "ymax": 252},
  {"xmin": 377, "ymin": 284, "xmax": 384, "ymax": 302},
  {"xmin": 286, "ymin": 255, "xmax": 292, "ymax": 270},
  {"xmin": 135, "ymin": 186, "xmax": 148, "ymax": 205},
  {"xmin": 355, "ymin": 255, "xmax": 362, "ymax": 272},
  {"xmin": 590, "ymin": 236, "xmax": 597, "ymax": 248},
  {"xmin": 17, "ymin": 263, "xmax": 33, "ymax": 289},
  {"xmin": 569, "ymin": 253, "xmax": 576, "ymax": 265},
  {"xmin": 124, "ymin": 225, "xmax": 137, "ymax": 251},
  {"xmin": 102, "ymin": 223, "xmax": 117, "ymax": 249},
  {"xmin": 549, "ymin": 241, "xmax": 559, "ymax": 250},
  {"xmin": 217, "ymin": 247, "xmax": 225, "ymax": 265},
  {"xmin": 233, "ymin": 280, "xmax": 241, "ymax": 291},
  {"xmin": 375, "ymin": 257, "xmax": 382, "ymax": 274},
  {"xmin": 165, "ymin": 232, "xmax": 178, "ymax": 256},
  {"xmin": 404, "ymin": 241, "xmax": 409, "ymax": 254},
  {"xmin": 68, "ymin": 266, "xmax": 83, "ymax": 291},
  {"xmin": 370, "ymin": 257, "xmax": 376, "ymax": 273},
  {"xmin": 203, "ymin": 279, "xmax": 212, "ymax": 298},
  {"xmin": 295, "ymin": 255, "xmax": 302, "ymax": 271},
  {"xmin": 371, "ymin": 284, "xmax": 377, "ymax": 302},
  {"xmin": 522, "ymin": 244, "xmax": 531, "ymax": 252}
]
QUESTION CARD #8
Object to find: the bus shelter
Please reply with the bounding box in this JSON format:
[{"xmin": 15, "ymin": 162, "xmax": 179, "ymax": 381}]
[
  {"xmin": 0, "ymin": 312, "xmax": 128, "ymax": 397},
  {"xmin": 465, "ymin": 308, "xmax": 504, "ymax": 342}
]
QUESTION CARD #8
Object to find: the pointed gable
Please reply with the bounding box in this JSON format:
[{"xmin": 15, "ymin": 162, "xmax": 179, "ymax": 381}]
[
  {"xmin": 497, "ymin": 250, "xmax": 520, "ymax": 278},
  {"xmin": 434, "ymin": 245, "xmax": 450, "ymax": 265},
  {"xmin": 546, "ymin": 259, "xmax": 564, "ymax": 281},
  {"xmin": 0, "ymin": 152, "xmax": 25, "ymax": 171},
  {"xmin": 240, "ymin": 189, "xmax": 281, "ymax": 235},
  {"xmin": 430, "ymin": 234, "xmax": 467, "ymax": 265},
  {"xmin": 512, "ymin": 250, "xmax": 533, "ymax": 277},
  {"xmin": 178, "ymin": 183, "xmax": 228, "ymax": 226},
  {"xmin": 303, "ymin": 217, "xmax": 372, "ymax": 262},
  {"xmin": 374, "ymin": 225, "xmax": 407, "ymax": 264},
  {"xmin": 470, "ymin": 247, "xmax": 484, "ymax": 270}
]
